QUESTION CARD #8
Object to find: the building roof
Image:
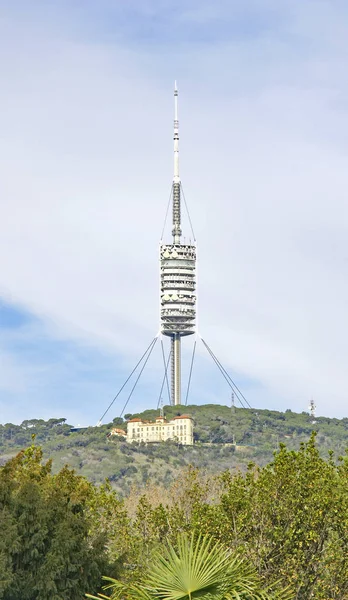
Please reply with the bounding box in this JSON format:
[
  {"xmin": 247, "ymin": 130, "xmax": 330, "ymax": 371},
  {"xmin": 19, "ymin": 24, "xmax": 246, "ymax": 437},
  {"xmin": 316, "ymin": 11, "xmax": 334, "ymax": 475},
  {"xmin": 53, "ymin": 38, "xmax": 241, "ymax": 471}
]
[
  {"xmin": 173, "ymin": 414, "xmax": 192, "ymax": 420},
  {"xmin": 127, "ymin": 415, "xmax": 192, "ymax": 425}
]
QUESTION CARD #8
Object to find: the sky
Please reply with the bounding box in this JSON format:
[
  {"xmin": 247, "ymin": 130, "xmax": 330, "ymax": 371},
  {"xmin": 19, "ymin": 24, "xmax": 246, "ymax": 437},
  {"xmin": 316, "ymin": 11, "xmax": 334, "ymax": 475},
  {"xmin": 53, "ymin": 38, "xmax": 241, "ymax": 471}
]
[{"xmin": 0, "ymin": 0, "xmax": 348, "ymax": 425}]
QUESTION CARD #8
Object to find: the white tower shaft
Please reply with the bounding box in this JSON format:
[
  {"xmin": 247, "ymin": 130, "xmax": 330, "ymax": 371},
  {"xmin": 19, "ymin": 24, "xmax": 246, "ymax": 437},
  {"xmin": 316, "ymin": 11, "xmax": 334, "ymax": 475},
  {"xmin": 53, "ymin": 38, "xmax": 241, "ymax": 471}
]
[
  {"xmin": 160, "ymin": 83, "xmax": 197, "ymax": 406},
  {"xmin": 171, "ymin": 334, "xmax": 181, "ymax": 405}
]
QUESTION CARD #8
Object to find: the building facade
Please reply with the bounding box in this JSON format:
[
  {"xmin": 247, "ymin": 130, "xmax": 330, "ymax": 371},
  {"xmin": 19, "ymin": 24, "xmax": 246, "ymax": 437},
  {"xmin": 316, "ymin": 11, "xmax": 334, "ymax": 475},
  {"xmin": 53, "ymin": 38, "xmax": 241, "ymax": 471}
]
[{"xmin": 126, "ymin": 414, "xmax": 193, "ymax": 445}]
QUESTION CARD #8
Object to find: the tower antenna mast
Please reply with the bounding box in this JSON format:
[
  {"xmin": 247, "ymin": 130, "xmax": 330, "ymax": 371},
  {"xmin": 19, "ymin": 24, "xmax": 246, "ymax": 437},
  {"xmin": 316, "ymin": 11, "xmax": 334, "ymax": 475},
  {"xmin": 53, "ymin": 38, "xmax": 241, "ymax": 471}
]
[
  {"xmin": 160, "ymin": 83, "xmax": 197, "ymax": 405},
  {"xmin": 172, "ymin": 81, "xmax": 181, "ymax": 244},
  {"xmin": 309, "ymin": 397, "xmax": 316, "ymax": 424},
  {"xmin": 231, "ymin": 391, "xmax": 235, "ymax": 413}
]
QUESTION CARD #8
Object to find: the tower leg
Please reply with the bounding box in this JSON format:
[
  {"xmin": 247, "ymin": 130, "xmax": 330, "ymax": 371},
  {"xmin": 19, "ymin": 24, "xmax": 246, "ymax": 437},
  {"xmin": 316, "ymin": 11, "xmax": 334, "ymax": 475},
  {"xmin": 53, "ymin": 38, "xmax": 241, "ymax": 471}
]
[{"xmin": 171, "ymin": 334, "xmax": 181, "ymax": 405}]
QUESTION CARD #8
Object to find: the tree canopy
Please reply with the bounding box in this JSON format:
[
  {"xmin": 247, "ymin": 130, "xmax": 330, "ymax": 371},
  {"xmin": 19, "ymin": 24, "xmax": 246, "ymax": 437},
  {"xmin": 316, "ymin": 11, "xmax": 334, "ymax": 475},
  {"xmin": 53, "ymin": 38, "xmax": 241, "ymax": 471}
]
[
  {"xmin": 0, "ymin": 432, "xmax": 347, "ymax": 599},
  {"xmin": 0, "ymin": 444, "xmax": 113, "ymax": 599}
]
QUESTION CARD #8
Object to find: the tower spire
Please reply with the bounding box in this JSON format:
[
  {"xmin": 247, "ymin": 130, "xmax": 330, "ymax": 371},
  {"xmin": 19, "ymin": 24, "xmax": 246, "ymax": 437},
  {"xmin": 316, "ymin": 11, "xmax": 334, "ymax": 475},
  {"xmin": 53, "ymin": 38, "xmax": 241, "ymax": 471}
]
[
  {"xmin": 173, "ymin": 81, "xmax": 180, "ymax": 183},
  {"xmin": 172, "ymin": 81, "xmax": 181, "ymax": 244},
  {"xmin": 160, "ymin": 83, "xmax": 197, "ymax": 405}
]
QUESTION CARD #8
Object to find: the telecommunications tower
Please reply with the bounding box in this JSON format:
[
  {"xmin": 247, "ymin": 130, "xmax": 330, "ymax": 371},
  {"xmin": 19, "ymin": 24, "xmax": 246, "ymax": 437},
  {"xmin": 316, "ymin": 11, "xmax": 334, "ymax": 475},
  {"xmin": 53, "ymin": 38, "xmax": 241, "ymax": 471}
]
[
  {"xmin": 96, "ymin": 83, "xmax": 252, "ymax": 425},
  {"xmin": 160, "ymin": 83, "xmax": 196, "ymax": 405}
]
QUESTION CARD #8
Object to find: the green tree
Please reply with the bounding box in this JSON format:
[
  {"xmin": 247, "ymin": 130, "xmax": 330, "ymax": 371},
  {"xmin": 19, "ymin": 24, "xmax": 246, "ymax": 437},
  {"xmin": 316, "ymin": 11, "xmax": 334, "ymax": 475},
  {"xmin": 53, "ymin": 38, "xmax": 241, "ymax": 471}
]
[
  {"xmin": 87, "ymin": 533, "xmax": 292, "ymax": 600},
  {"xmin": 187, "ymin": 434, "xmax": 348, "ymax": 599},
  {"xmin": 0, "ymin": 444, "xmax": 112, "ymax": 599}
]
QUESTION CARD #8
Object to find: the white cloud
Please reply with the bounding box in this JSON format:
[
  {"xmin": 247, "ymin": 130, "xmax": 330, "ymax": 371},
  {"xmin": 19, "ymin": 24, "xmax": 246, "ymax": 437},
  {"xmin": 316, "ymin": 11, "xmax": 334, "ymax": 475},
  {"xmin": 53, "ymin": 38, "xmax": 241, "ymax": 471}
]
[{"xmin": 0, "ymin": 0, "xmax": 348, "ymax": 420}]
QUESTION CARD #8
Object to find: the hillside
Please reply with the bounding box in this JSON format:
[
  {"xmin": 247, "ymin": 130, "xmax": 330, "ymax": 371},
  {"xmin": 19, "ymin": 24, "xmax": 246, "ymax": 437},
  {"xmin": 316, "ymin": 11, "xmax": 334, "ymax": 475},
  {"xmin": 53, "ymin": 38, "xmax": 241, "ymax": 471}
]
[{"xmin": 1, "ymin": 404, "xmax": 347, "ymax": 495}]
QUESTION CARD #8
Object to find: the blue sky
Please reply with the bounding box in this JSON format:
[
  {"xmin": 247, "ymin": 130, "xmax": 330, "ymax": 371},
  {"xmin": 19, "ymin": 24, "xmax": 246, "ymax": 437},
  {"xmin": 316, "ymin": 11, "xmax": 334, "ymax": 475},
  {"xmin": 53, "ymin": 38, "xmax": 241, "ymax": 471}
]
[{"xmin": 1, "ymin": 0, "xmax": 348, "ymax": 424}]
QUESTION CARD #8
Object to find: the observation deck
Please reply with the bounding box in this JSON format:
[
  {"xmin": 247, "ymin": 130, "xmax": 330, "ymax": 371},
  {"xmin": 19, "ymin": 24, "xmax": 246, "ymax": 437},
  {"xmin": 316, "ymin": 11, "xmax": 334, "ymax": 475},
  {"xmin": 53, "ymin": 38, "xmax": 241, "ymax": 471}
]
[{"xmin": 160, "ymin": 243, "xmax": 196, "ymax": 336}]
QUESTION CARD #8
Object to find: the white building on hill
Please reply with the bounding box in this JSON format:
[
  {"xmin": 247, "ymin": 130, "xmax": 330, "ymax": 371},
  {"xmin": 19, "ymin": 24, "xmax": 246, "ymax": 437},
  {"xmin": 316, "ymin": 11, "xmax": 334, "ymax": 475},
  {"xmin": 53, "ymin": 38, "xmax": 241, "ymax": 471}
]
[{"xmin": 126, "ymin": 414, "xmax": 193, "ymax": 445}]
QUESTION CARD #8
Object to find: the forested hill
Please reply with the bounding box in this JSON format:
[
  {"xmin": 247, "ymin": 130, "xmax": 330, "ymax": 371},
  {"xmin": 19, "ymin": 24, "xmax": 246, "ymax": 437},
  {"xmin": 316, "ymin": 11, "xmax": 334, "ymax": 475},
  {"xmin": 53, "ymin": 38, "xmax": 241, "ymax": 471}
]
[{"xmin": 1, "ymin": 404, "xmax": 347, "ymax": 495}]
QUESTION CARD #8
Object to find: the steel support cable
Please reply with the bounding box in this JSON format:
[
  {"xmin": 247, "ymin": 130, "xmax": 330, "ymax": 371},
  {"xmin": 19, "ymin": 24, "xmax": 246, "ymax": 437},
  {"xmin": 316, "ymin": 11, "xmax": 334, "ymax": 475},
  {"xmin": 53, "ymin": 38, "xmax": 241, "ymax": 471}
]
[
  {"xmin": 212, "ymin": 352, "xmax": 252, "ymax": 409},
  {"xmin": 203, "ymin": 339, "xmax": 252, "ymax": 409},
  {"xmin": 185, "ymin": 339, "xmax": 197, "ymax": 406},
  {"xmin": 157, "ymin": 352, "xmax": 172, "ymax": 408},
  {"xmin": 201, "ymin": 339, "xmax": 249, "ymax": 409},
  {"xmin": 159, "ymin": 338, "xmax": 171, "ymax": 406},
  {"xmin": 180, "ymin": 184, "xmax": 196, "ymax": 242},
  {"xmin": 209, "ymin": 350, "xmax": 247, "ymax": 409},
  {"xmin": 200, "ymin": 338, "xmax": 238, "ymax": 399},
  {"xmin": 202, "ymin": 339, "xmax": 251, "ymax": 408},
  {"xmin": 97, "ymin": 336, "xmax": 158, "ymax": 425},
  {"xmin": 120, "ymin": 337, "xmax": 159, "ymax": 418},
  {"xmin": 200, "ymin": 338, "xmax": 250, "ymax": 409},
  {"xmin": 156, "ymin": 368, "xmax": 166, "ymax": 410},
  {"xmin": 160, "ymin": 187, "xmax": 173, "ymax": 242}
]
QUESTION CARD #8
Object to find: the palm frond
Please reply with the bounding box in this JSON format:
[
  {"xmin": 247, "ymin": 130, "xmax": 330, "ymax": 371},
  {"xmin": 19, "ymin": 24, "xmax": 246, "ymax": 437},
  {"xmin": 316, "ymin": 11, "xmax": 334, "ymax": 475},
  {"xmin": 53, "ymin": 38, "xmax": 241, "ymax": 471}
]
[
  {"xmin": 144, "ymin": 533, "xmax": 231, "ymax": 600},
  {"xmin": 86, "ymin": 533, "xmax": 294, "ymax": 600},
  {"xmin": 86, "ymin": 576, "xmax": 154, "ymax": 600}
]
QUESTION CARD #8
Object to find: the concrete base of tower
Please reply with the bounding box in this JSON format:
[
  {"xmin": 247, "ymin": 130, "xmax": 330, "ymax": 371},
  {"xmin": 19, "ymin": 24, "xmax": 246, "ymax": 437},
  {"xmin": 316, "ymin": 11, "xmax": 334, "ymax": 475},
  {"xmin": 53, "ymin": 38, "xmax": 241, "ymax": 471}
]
[{"xmin": 171, "ymin": 334, "xmax": 181, "ymax": 405}]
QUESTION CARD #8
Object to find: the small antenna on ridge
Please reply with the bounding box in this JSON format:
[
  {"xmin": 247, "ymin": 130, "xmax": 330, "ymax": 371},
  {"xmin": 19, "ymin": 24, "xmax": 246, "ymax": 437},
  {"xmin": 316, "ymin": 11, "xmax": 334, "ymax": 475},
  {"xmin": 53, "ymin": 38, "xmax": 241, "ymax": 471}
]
[{"xmin": 309, "ymin": 397, "xmax": 316, "ymax": 424}]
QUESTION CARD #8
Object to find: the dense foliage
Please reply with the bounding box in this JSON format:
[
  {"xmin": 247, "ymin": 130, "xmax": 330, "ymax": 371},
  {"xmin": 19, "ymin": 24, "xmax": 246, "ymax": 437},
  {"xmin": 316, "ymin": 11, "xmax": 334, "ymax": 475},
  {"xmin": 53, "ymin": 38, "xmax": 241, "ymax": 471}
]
[
  {"xmin": 0, "ymin": 432, "xmax": 347, "ymax": 599},
  {"xmin": 0, "ymin": 444, "xmax": 116, "ymax": 599},
  {"xmin": 87, "ymin": 533, "xmax": 292, "ymax": 600},
  {"xmin": 1, "ymin": 405, "xmax": 347, "ymax": 494}
]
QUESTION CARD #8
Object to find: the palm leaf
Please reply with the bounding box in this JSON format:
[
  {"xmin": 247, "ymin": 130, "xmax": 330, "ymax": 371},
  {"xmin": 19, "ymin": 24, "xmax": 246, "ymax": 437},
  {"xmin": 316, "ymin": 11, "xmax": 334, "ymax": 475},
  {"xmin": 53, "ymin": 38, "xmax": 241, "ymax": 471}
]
[
  {"xmin": 145, "ymin": 534, "xmax": 231, "ymax": 600},
  {"xmin": 141, "ymin": 533, "xmax": 292, "ymax": 600},
  {"xmin": 86, "ymin": 533, "xmax": 294, "ymax": 600}
]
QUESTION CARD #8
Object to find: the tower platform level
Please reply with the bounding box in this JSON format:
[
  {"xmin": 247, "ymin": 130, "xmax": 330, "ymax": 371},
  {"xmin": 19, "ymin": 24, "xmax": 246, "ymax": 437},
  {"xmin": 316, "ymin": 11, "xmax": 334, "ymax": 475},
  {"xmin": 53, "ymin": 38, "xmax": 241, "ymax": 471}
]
[{"xmin": 160, "ymin": 243, "xmax": 196, "ymax": 336}]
